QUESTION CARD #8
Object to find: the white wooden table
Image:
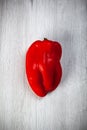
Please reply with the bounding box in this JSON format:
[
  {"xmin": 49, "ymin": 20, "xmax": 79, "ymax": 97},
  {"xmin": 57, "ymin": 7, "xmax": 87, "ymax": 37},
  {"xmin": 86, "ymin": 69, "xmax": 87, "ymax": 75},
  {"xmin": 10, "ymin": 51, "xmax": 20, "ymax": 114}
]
[{"xmin": 0, "ymin": 0, "xmax": 87, "ymax": 130}]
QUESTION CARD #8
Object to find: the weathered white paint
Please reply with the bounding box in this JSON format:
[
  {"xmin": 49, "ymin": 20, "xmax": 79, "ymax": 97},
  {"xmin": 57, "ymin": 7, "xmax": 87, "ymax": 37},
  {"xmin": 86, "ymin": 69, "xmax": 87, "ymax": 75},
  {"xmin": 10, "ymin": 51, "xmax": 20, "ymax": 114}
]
[{"xmin": 0, "ymin": 0, "xmax": 87, "ymax": 130}]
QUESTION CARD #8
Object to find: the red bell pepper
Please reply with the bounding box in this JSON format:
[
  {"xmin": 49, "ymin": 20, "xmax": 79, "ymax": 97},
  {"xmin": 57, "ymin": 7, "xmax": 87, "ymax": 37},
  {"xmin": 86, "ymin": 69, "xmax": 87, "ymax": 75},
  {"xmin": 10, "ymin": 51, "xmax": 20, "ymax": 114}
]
[{"xmin": 26, "ymin": 39, "xmax": 62, "ymax": 97}]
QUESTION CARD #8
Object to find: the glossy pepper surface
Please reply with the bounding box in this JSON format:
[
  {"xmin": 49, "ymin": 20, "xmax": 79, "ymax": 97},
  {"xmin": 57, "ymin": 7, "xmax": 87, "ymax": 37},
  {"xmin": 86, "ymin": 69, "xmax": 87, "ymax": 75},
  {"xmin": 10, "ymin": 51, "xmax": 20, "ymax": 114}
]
[{"xmin": 26, "ymin": 39, "xmax": 62, "ymax": 97}]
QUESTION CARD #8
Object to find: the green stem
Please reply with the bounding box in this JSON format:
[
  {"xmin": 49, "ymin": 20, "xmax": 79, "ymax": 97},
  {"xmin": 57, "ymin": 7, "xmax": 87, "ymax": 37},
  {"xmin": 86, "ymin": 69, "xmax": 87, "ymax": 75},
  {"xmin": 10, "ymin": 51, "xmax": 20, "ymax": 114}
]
[{"xmin": 44, "ymin": 38, "xmax": 48, "ymax": 40}]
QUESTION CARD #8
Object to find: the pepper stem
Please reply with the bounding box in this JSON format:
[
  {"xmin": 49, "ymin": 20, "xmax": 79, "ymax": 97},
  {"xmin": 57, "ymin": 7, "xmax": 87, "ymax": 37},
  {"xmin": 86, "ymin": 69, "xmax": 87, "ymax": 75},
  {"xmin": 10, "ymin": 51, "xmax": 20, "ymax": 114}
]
[{"xmin": 44, "ymin": 38, "xmax": 48, "ymax": 40}]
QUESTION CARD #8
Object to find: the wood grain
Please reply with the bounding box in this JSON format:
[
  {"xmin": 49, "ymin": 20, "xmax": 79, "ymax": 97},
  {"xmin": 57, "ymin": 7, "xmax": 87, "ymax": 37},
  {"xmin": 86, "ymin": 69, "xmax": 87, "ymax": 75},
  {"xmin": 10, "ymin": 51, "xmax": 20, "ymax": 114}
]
[{"xmin": 0, "ymin": 0, "xmax": 87, "ymax": 130}]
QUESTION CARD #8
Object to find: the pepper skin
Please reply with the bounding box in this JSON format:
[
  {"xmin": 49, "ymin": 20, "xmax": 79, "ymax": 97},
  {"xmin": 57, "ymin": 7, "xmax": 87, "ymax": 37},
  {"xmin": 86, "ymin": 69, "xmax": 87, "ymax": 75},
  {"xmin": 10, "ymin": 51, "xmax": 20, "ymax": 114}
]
[{"xmin": 26, "ymin": 39, "xmax": 62, "ymax": 97}]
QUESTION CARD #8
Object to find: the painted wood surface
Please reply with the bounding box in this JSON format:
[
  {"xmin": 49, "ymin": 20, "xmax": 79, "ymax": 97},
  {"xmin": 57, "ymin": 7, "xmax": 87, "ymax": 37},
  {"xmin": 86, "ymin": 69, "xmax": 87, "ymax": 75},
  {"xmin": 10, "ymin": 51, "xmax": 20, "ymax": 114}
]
[{"xmin": 0, "ymin": 0, "xmax": 87, "ymax": 130}]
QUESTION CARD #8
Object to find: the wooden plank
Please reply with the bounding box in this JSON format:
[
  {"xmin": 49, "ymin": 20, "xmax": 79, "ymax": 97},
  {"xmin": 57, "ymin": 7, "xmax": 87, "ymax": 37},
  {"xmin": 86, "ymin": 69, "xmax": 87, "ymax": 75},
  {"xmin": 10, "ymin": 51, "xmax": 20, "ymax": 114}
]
[{"xmin": 0, "ymin": 0, "xmax": 87, "ymax": 130}]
